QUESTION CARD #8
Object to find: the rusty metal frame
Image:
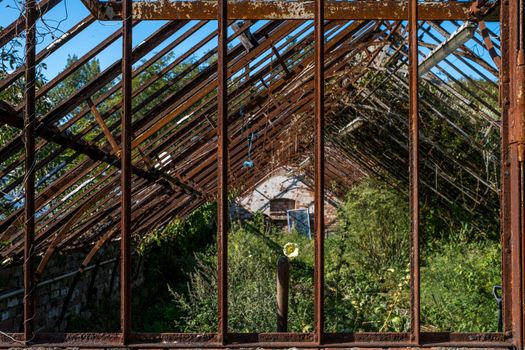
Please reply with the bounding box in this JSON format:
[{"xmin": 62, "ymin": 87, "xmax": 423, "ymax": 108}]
[
  {"xmin": 22, "ymin": 0, "xmax": 36, "ymax": 343},
  {"xmin": 408, "ymin": 0, "xmax": 420, "ymax": 345},
  {"xmin": 120, "ymin": 0, "xmax": 133, "ymax": 344},
  {"xmin": 217, "ymin": 0, "xmax": 229, "ymax": 343},
  {"xmin": 0, "ymin": 0, "xmax": 523, "ymax": 348},
  {"xmin": 79, "ymin": 0, "xmax": 498, "ymax": 21}
]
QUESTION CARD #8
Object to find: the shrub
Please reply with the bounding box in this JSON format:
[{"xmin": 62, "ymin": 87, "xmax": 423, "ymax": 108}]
[
  {"xmin": 163, "ymin": 180, "xmax": 500, "ymax": 334},
  {"xmin": 421, "ymin": 235, "xmax": 501, "ymax": 332},
  {"xmin": 132, "ymin": 202, "xmax": 217, "ymax": 332},
  {"xmin": 172, "ymin": 213, "xmax": 314, "ymax": 332},
  {"xmin": 335, "ymin": 179, "xmax": 410, "ymax": 272},
  {"xmin": 325, "ymin": 179, "xmax": 410, "ymax": 332}
]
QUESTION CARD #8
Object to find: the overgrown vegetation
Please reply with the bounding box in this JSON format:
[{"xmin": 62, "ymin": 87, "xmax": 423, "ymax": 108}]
[
  {"xmin": 421, "ymin": 237, "xmax": 500, "ymax": 332},
  {"xmin": 173, "ymin": 214, "xmax": 315, "ymax": 333},
  {"xmin": 132, "ymin": 202, "xmax": 217, "ymax": 332},
  {"xmin": 80, "ymin": 178, "xmax": 500, "ymax": 333},
  {"xmin": 1, "ymin": 30, "xmax": 501, "ymax": 333}
]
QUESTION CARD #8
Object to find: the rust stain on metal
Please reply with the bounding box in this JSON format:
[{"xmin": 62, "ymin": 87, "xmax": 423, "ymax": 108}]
[{"xmin": 80, "ymin": 0, "xmax": 497, "ymax": 21}]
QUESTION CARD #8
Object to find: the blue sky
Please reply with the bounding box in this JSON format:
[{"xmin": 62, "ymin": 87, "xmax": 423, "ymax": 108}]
[
  {"xmin": 0, "ymin": 0, "xmax": 227, "ymax": 79},
  {"xmin": 0, "ymin": 0, "xmax": 501, "ymax": 82}
]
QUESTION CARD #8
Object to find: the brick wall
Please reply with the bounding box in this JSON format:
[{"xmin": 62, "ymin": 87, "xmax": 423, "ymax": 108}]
[
  {"xmin": 0, "ymin": 246, "xmax": 121, "ymax": 332},
  {"xmin": 238, "ymin": 167, "xmax": 340, "ymax": 233}
]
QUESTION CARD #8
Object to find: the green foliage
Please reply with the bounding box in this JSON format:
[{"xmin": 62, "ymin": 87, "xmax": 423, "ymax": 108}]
[
  {"xmin": 131, "ymin": 202, "xmax": 217, "ymax": 332},
  {"xmin": 173, "ymin": 212, "xmax": 314, "ymax": 333},
  {"xmin": 136, "ymin": 202, "xmax": 216, "ymax": 256},
  {"xmin": 49, "ymin": 54, "xmax": 103, "ymax": 134},
  {"xmin": 170, "ymin": 179, "xmax": 500, "ymax": 334},
  {"xmin": 335, "ymin": 179, "xmax": 410, "ymax": 272},
  {"xmin": 49, "ymin": 55, "xmax": 102, "ymax": 103},
  {"xmin": 324, "ymin": 179, "xmax": 411, "ymax": 332},
  {"xmin": 421, "ymin": 235, "xmax": 501, "ymax": 332}
]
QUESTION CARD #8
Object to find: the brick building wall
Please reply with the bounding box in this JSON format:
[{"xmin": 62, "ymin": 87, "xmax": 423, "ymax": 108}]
[
  {"xmin": 0, "ymin": 247, "xmax": 122, "ymax": 332},
  {"xmin": 238, "ymin": 167, "xmax": 339, "ymax": 233}
]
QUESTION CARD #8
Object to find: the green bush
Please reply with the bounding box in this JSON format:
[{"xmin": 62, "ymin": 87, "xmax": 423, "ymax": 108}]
[
  {"xmin": 421, "ymin": 235, "xmax": 501, "ymax": 332},
  {"xmin": 325, "ymin": 179, "xmax": 410, "ymax": 332},
  {"xmin": 334, "ymin": 179, "xmax": 410, "ymax": 272},
  {"xmin": 132, "ymin": 202, "xmax": 217, "ymax": 332},
  {"xmin": 173, "ymin": 213, "xmax": 314, "ymax": 332},
  {"xmin": 134, "ymin": 179, "xmax": 500, "ymax": 334}
]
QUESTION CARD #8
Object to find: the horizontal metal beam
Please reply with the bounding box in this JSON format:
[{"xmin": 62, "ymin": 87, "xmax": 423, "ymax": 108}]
[
  {"xmin": 0, "ymin": 331, "xmax": 510, "ymax": 348},
  {"xmin": 83, "ymin": 0, "xmax": 497, "ymax": 21}
]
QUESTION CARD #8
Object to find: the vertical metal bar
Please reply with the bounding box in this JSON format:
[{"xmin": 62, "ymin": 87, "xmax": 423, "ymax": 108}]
[
  {"xmin": 518, "ymin": 1, "xmax": 525, "ymax": 346},
  {"xmin": 217, "ymin": 0, "xmax": 229, "ymax": 344},
  {"xmin": 314, "ymin": 0, "xmax": 325, "ymax": 344},
  {"xmin": 120, "ymin": 0, "xmax": 132, "ymax": 344},
  {"xmin": 509, "ymin": 0, "xmax": 525, "ymax": 346},
  {"xmin": 509, "ymin": 148, "xmax": 524, "ymax": 348},
  {"xmin": 521, "ymin": 160, "xmax": 525, "ymax": 348},
  {"xmin": 408, "ymin": 0, "xmax": 420, "ymax": 345},
  {"xmin": 499, "ymin": 0, "xmax": 512, "ymax": 335},
  {"xmin": 23, "ymin": 0, "xmax": 36, "ymax": 343}
]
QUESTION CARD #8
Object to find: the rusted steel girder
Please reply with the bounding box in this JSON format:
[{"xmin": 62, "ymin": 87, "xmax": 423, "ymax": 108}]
[
  {"xmin": 217, "ymin": 0, "xmax": 229, "ymax": 343},
  {"xmin": 121, "ymin": 0, "xmax": 133, "ymax": 343},
  {"xmin": 174, "ymin": 21, "xmax": 368, "ymax": 193},
  {"xmin": 80, "ymin": 0, "xmax": 498, "ymax": 21},
  {"xmin": 180, "ymin": 21, "xmax": 371, "ymax": 201},
  {"xmin": 23, "ymin": 0, "xmax": 37, "ymax": 342},
  {"xmin": 0, "ymin": 330, "xmax": 509, "ymax": 348},
  {"xmin": 0, "ymin": 107, "xmax": 201, "ymax": 196},
  {"xmin": 499, "ymin": 0, "xmax": 513, "ymax": 338},
  {"xmin": 313, "ymin": 0, "xmax": 325, "ymax": 343},
  {"xmin": 507, "ymin": 0, "xmax": 525, "ymax": 346},
  {"xmin": 408, "ymin": 0, "xmax": 420, "ymax": 345}
]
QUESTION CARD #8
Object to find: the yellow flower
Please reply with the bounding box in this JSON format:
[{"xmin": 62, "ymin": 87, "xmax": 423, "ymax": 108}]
[{"xmin": 283, "ymin": 242, "xmax": 299, "ymax": 258}]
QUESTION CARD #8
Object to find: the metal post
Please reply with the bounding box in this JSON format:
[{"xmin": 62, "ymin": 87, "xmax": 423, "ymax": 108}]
[
  {"xmin": 499, "ymin": 0, "xmax": 512, "ymax": 335},
  {"xmin": 508, "ymin": 0, "xmax": 525, "ymax": 346},
  {"xmin": 408, "ymin": 0, "xmax": 420, "ymax": 345},
  {"xmin": 217, "ymin": 0, "xmax": 229, "ymax": 344},
  {"xmin": 276, "ymin": 256, "xmax": 290, "ymax": 332},
  {"xmin": 23, "ymin": 0, "xmax": 36, "ymax": 343},
  {"xmin": 314, "ymin": 0, "xmax": 325, "ymax": 344},
  {"xmin": 120, "ymin": 0, "xmax": 132, "ymax": 344},
  {"xmin": 518, "ymin": 2, "xmax": 525, "ymax": 346}
]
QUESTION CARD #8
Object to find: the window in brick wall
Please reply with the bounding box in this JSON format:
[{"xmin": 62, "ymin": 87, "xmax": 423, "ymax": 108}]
[{"xmin": 269, "ymin": 198, "xmax": 296, "ymax": 218}]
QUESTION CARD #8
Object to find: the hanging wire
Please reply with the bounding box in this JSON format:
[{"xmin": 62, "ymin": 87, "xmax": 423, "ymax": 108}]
[{"xmin": 240, "ymin": 106, "xmax": 255, "ymax": 169}]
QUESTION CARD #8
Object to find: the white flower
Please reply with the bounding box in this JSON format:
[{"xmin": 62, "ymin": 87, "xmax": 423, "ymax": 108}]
[{"xmin": 283, "ymin": 242, "xmax": 299, "ymax": 258}]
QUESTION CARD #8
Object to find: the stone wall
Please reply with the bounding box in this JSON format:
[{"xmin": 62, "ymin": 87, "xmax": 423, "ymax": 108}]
[{"xmin": 0, "ymin": 246, "xmax": 121, "ymax": 333}]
